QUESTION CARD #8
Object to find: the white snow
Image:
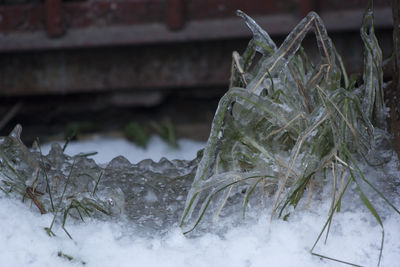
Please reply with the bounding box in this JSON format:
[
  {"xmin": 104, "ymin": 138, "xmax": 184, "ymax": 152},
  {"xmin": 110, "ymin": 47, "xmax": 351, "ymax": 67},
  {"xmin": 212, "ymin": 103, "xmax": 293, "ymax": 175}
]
[
  {"xmin": 1, "ymin": 136, "xmax": 399, "ymax": 267},
  {"xmin": 41, "ymin": 135, "xmax": 205, "ymax": 164}
]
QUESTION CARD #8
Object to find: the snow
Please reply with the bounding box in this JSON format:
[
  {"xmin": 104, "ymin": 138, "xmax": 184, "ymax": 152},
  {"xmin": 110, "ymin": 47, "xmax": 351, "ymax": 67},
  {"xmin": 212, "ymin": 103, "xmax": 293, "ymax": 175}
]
[
  {"xmin": 1, "ymin": 136, "xmax": 399, "ymax": 267},
  {"xmin": 40, "ymin": 135, "xmax": 205, "ymax": 164}
]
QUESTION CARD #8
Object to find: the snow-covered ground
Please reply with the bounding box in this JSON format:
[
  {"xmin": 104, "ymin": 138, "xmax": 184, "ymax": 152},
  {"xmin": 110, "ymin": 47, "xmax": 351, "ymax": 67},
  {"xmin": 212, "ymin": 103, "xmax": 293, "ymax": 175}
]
[{"xmin": 1, "ymin": 136, "xmax": 399, "ymax": 267}]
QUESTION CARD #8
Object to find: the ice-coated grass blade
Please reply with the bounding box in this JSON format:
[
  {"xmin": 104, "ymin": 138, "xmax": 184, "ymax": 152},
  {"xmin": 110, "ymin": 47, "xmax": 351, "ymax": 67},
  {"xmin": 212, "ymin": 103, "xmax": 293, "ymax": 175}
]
[
  {"xmin": 345, "ymin": 148, "xmax": 384, "ymax": 267},
  {"xmin": 92, "ymin": 171, "xmax": 103, "ymax": 195},
  {"xmin": 46, "ymin": 159, "xmax": 75, "ymax": 238},
  {"xmin": 343, "ymin": 146, "xmax": 400, "ymax": 215},
  {"xmin": 236, "ymin": 10, "xmax": 277, "ymax": 55},
  {"xmin": 36, "ymin": 138, "xmax": 55, "ymax": 212},
  {"xmin": 310, "ymin": 173, "xmax": 353, "ymax": 265},
  {"xmin": 183, "ymin": 174, "xmax": 270, "ymax": 234}
]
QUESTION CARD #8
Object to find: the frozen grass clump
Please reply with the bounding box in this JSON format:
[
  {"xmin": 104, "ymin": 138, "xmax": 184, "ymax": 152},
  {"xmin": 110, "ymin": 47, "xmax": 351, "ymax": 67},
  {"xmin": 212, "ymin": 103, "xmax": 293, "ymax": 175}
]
[
  {"xmin": 0, "ymin": 124, "xmax": 199, "ymax": 239},
  {"xmin": 180, "ymin": 5, "xmax": 399, "ymax": 265},
  {"xmin": 0, "ymin": 125, "xmax": 122, "ymax": 238}
]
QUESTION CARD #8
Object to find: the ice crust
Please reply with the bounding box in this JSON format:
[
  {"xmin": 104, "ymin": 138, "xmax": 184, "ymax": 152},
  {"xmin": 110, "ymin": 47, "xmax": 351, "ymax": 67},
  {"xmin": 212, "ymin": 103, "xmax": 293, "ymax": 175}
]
[{"xmin": 0, "ymin": 125, "xmax": 199, "ymax": 234}]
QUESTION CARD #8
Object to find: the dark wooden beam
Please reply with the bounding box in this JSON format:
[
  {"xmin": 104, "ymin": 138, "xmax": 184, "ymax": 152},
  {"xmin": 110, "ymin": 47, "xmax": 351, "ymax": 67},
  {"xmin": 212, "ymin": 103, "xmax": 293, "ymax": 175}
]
[
  {"xmin": 167, "ymin": 0, "xmax": 185, "ymax": 30},
  {"xmin": 0, "ymin": 7, "xmax": 393, "ymax": 53},
  {"xmin": 45, "ymin": 0, "xmax": 64, "ymax": 37}
]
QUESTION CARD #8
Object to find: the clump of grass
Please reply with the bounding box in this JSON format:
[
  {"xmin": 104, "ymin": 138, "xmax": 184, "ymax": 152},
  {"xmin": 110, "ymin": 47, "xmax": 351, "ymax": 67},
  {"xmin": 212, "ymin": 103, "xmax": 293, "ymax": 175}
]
[
  {"xmin": 180, "ymin": 3, "xmax": 399, "ymax": 266},
  {"xmin": 150, "ymin": 120, "xmax": 179, "ymax": 149},
  {"xmin": 124, "ymin": 120, "xmax": 179, "ymax": 149},
  {"xmin": 0, "ymin": 128, "xmax": 115, "ymax": 239},
  {"xmin": 124, "ymin": 121, "xmax": 150, "ymax": 148}
]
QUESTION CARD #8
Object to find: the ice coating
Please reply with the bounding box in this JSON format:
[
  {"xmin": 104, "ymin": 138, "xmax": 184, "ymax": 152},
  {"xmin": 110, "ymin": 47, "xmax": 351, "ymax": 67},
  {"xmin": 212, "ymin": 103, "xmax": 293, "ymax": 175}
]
[
  {"xmin": 236, "ymin": 10, "xmax": 277, "ymax": 55},
  {"xmin": 100, "ymin": 155, "xmax": 198, "ymax": 231},
  {"xmin": 360, "ymin": 8, "xmax": 385, "ymax": 127},
  {"xmin": 180, "ymin": 8, "xmax": 393, "ymax": 237},
  {"xmin": 0, "ymin": 125, "xmax": 199, "ymax": 236},
  {"xmin": 0, "ymin": 125, "xmax": 40, "ymax": 190}
]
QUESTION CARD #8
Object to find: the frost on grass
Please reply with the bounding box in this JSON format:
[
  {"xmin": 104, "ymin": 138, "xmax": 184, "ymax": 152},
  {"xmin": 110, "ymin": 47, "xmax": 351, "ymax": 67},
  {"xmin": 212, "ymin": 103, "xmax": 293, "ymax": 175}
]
[
  {"xmin": 0, "ymin": 124, "xmax": 199, "ymax": 237},
  {"xmin": 180, "ymin": 9, "xmax": 399, "ymax": 265}
]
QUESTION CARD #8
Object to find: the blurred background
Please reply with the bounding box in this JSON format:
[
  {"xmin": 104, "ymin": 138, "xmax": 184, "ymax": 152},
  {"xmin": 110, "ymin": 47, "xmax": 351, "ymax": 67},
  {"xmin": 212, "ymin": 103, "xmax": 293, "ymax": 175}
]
[{"xmin": 0, "ymin": 0, "xmax": 394, "ymax": 146}]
